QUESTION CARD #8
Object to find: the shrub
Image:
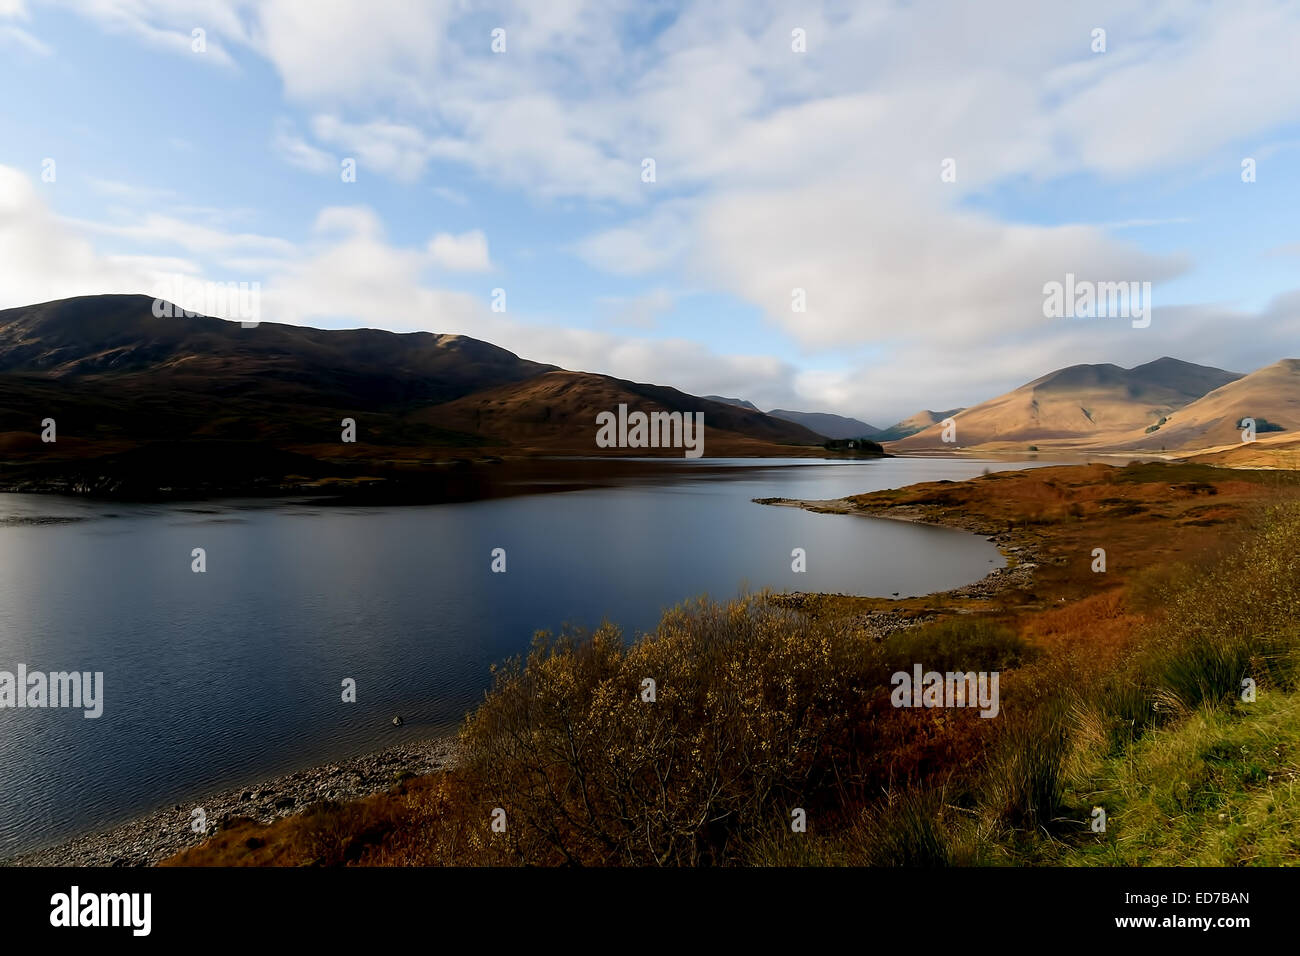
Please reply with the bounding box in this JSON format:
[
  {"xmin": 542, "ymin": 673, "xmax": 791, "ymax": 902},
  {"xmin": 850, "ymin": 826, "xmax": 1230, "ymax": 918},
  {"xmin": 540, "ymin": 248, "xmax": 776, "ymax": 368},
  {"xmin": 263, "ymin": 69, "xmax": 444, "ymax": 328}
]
[
  {"xmin": 878, "ymin": 619, "xmax": 1031, "ymax": 676},
  {"xmin": 456, "ymin": 595, "xmax": 882, "ymax": 866}
]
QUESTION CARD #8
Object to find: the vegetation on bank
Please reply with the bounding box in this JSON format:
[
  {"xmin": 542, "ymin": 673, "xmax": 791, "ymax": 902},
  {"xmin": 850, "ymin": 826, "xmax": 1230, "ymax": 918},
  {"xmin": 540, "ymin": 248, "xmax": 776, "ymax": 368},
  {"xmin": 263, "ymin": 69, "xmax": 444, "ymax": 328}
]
[
  {"xmin": 821, "ymin": 437, "xmax": 886, "ymax": 456},
  {"xmin": 167, "ymin": 464, "xmax": 1300, "ymax": 866}
]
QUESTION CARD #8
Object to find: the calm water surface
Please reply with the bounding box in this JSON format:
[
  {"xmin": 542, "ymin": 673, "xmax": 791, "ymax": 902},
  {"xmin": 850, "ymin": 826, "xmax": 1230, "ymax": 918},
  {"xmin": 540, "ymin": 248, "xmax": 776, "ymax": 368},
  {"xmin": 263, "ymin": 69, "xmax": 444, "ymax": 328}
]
[{"xmin": 0, "ymin": 456, "xmax": 1040, "ymax": 856}]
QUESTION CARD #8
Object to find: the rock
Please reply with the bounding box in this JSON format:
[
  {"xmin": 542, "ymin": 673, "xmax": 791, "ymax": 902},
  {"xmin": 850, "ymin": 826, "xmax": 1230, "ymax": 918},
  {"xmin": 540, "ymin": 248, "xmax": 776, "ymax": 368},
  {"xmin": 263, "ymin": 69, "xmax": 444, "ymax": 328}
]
[{"xmin": 392, "ymin": 715, "xmax": 404, "ymax": 727}]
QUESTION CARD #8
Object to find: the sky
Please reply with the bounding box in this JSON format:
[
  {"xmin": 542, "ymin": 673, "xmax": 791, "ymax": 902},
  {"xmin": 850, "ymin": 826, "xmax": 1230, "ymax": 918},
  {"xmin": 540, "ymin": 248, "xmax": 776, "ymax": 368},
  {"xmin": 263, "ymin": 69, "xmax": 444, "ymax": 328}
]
[{"xmin": 1, "ymin": 0, "xmax": 1299, "ymax": 425}]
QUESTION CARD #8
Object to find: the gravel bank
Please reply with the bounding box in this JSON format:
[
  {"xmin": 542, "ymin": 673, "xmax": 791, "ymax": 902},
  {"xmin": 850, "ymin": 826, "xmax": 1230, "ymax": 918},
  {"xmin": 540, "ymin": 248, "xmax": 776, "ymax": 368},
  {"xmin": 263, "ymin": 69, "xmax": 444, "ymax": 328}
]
[{"xmin": 4, "ymin": 735, "xmax": 458, "ymax": 867}]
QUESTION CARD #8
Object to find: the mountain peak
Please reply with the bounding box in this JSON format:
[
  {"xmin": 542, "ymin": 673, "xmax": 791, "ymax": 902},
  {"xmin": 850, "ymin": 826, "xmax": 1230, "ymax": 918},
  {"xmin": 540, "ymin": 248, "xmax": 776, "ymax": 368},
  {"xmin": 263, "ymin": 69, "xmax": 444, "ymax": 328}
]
[{"xmin": 892, "ymin": 357, "xmax": 1241, "ymax": 450}]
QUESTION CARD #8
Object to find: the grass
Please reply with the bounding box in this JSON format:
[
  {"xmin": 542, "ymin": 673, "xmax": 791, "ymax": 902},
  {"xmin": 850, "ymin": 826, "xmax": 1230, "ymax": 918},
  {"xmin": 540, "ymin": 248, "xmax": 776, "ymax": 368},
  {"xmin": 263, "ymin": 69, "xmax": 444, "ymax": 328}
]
[{"xmin": 1054, "ymin": 692, "xmax": 1300, "ymax": 866}]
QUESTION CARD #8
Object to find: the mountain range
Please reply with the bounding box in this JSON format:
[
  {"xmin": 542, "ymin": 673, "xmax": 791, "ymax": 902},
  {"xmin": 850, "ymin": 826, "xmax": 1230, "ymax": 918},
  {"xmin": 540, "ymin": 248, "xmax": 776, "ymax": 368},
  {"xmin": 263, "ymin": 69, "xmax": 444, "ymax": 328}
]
[
  {"xmin": 2, "ymin": 295, "xmax": 1298, "ymax": 495},
  {"xmin": 0, "ymin": 295, "xmax": 846, "ymax": 492},
  {"xmin": 703, "ymin": 397, "xmax": 959, "ymax": 442},
  {"xmin": 891, "ymin": 356, "xmax": 1300, "ymax": 462}
]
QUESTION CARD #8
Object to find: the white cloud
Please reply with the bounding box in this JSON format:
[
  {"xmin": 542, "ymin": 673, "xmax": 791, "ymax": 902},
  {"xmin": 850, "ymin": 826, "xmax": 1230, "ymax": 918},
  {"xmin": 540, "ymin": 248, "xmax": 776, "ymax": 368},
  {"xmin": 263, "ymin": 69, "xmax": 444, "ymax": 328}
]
[
  {"xmin": 87, "ymin": 177, "xmax": 176, "ymax": 203},
  {"xmin": 0, "ymin": 166, "xmax": 154, "ymax": 308},
  {"xmin": 692, "ymin": 180, "xmax": 1189, "ymax": 350},
  {"xmin": 69, "ymin": 212, "xmax": 296, "ymax": 262},
  {"xmin": 428, "ymin": 230, "xmax": 491, "ymax": 272},
  {"xmin": 309, "ymin": 115, "xmax": 434, "ymax": 183},
  {"xmin": 597, "ymin": 289, "xmax": 674, "ymax": 330},
  {"xmin": 571, "ymin": 202, "xmax": 692, "ymax": 276},
  {"xmin": 261, "ymin": 205, "xmax": 489, "ymax": 328},
  {"xmin": 255, "ymin": 0, "xmax": 451, "ymax": 106},
  {"xmin": 271, "ymin": 119, "xmax": 336, "ymax": 175},
  {"xmin": 432, "ymin": 186, "xmax": 469, "ymax": 206},
  {"xmin": 46, "ymin": 0, "xmax": 240, "ymax": 66},
  {"xmin": 0, "ymin": 23, "xmax": 49, "ymax": 54}
]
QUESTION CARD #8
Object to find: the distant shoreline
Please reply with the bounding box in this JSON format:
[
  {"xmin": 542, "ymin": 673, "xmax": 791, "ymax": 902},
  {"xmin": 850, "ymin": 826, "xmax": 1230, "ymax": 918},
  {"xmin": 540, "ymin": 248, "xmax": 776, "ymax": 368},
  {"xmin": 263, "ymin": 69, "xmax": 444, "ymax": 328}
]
[{"xmin": 0, "ymin": 449, "xmax": 891, "ymax": 504}]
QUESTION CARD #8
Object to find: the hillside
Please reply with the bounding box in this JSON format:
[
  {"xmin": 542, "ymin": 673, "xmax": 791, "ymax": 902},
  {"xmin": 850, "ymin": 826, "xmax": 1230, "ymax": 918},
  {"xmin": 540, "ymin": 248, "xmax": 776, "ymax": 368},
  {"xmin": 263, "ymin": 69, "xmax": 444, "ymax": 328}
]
[
  {"xmin": 0, "ymin": 294, "xmax": 555, "ymax": 454},
  {"xmin": 873, "ymin": 408, "xmax": 965, "ymax": 442},
  {"xmin": 702, "ymin": 395, "xmax": 760, "ymax": 412},
  {"xmin": 424, "ymin": 371, "xmax": 823, "ymax": 455},
  {"xmin": 890, "ymin": 358, "xmax": 1240, "ymax": 452},
  {"xmin": 766, "ymin": 408, "xmax": 880, "ymax": 440},
  {"xmin": 1117, "ymin": 358, "xmax": 1300, "ymax": 454},
  {"xmin": 0, "ymin": 295, "xmax": 835, "ymax": 494}
]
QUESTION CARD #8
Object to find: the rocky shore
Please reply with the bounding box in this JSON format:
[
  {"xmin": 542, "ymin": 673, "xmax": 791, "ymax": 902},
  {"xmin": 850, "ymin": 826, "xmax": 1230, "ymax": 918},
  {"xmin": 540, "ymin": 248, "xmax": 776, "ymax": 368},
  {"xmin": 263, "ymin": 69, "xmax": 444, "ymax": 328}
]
[{"xmin": 4, "ymin": 735, "xmax": 458, "ymax": 868}]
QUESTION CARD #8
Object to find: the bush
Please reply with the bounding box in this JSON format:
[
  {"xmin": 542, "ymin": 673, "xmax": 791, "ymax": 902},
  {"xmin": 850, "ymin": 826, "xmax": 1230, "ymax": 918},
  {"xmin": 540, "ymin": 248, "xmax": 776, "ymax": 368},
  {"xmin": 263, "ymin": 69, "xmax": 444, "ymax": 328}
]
[
  {"xmin": 457, "ymin": 595, "xmax": 882, "ymax": 866},
  {"xmin": 879, "ymin": 619, "xmax": 1031, "ymax": 676}
]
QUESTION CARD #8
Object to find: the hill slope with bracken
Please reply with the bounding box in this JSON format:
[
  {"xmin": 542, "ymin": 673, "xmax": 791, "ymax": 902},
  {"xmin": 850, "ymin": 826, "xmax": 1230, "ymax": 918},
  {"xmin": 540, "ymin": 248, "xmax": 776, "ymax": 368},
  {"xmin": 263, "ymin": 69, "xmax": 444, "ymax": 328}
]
[
  {"xmin": 0, "ymin": 293, "xmax": 555, "ymax": 404},
  {"xmin": 890, "ymin": 358, "xmax": 1241, "ymax": 452},
  {"xmin": 420, "ymin": 371, "xmax": 824, "ymax": 454},
  {"xmin": 0, "ymin": 295, "xmax": 829, "ymax": 485},
  {"xmin": 1123, "ymin": 359, "xmax": 1300, "ymax": 456}
]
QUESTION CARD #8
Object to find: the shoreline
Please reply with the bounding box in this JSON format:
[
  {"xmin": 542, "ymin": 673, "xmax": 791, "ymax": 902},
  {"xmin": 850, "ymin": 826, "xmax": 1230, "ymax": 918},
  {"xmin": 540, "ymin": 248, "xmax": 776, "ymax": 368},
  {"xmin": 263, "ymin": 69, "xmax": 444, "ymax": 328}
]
[
  {"xmin": 4, "ymin": 733, "xmax": 459, "ymax": 868},
  {"xmin": 754, "ymin": 494, "xmax": 1047, "ymax": 599},
  {"xmin": 0, "ymin": 450, "xmax": 890, "ymax": 503},
  {"xmin": 9, "ymin": 484, "xmax": 1038, "ymax": 868}
]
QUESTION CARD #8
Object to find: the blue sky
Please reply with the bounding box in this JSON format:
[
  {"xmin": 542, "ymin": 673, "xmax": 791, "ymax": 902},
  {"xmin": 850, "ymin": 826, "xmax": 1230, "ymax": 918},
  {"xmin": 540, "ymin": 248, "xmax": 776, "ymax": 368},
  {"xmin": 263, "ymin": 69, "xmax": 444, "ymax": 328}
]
[{"xmin": 2, "ymin": 0, "xmax": 1299, "ymax": 424}]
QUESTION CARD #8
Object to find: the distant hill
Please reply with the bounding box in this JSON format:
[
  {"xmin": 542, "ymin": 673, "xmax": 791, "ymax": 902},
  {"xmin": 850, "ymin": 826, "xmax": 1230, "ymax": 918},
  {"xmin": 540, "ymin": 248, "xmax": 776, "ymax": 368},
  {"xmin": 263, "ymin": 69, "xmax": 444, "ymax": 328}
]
[
  {"xmin": 891, "ymin": 358, "xmax": 1241, "ymax": 451},
  {"xmin": 426, "ymin": 372, "xmax": 824, "ymax": 454},
  {"xmin": 1121, "ymin": 358, "xmax": 1300, "ymax": 454},
  {"xmin": 702, "ymin": 395, "xmax": 760, "ymax": 412},
  {"xmin": 0, "ymin": 295, "xmax": 835, "ymax": 491},
  {"xmin": 766, "ymin": 408, "xmax": 881, "ymax": 440},
  {"xmin": 873, "ymin": 408, "xmax": 965, "ymax": 442}
]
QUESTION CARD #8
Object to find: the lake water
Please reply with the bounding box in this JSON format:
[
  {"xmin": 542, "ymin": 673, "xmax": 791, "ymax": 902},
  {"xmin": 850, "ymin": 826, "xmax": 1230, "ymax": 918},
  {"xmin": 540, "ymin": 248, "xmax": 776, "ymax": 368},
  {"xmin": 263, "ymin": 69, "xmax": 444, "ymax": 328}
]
[{"xmin": 0, "ymin": 456, "xmax": 1038, "ymax": 857}]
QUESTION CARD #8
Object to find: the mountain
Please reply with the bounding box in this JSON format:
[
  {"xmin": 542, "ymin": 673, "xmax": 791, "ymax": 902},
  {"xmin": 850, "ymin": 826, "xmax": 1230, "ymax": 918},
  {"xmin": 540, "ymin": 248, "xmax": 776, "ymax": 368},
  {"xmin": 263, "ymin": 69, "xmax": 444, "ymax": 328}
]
[
  {"xmin": 702, "ymin": 395, "xmax": 760, "ymax": 412},
  {"xmin": 766, "ymin": 408, "xmax": 880, "ymax": 440},
  {"xmin": 425, "ymin": 372, "xmax": 824, "ymax": 454},
  {"xmin": 1121, "ymin": 358, "xmax": 1300, "ymax": 454},
  {"xmin": 0, "ymin": 293, "xmax": 556, "ymax": 454},
  {"xmin": 890, "ymin": 358, "xmax": 1241, "ymax": 452},
  {"xmin": 0, "ymin": 294, "xmax": 553, "ymax": 402},
  {"xmin": 0, "ymin": 295, "xmax": 830, "ymax": 488},
  {"xmin": 873, "ymin": 408, "xmax": 965, "ymax": 442}
]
